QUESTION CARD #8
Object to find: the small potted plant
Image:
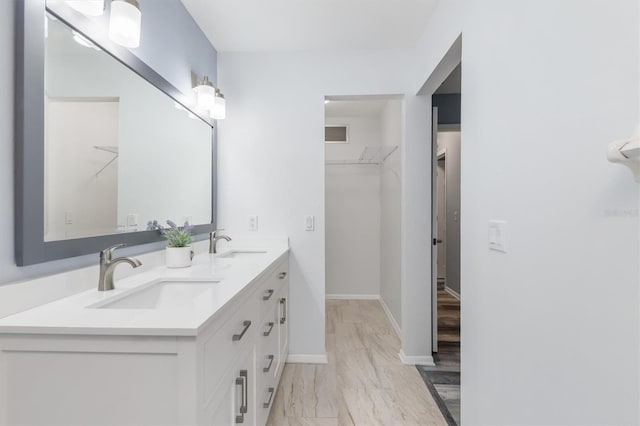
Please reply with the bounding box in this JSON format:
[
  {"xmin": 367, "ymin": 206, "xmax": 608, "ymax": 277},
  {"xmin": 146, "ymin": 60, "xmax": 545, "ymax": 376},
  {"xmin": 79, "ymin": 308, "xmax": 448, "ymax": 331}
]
[{"xmin": 157, "ymin": 220, "xmax": 194, "ymax": 268}]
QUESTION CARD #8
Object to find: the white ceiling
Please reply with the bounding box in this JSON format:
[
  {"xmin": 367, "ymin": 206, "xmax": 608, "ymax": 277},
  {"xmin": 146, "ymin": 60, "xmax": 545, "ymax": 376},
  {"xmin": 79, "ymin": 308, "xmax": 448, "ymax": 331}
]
[{"xmin": 181, "ymin": 0, "xmax": 439, "ymax": 52}]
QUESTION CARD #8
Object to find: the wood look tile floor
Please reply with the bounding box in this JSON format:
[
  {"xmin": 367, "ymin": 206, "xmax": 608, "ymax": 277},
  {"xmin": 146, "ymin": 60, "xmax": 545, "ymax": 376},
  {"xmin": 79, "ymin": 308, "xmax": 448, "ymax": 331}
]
[
  {"xmin": 267, "ymin": 300, "xmax": 447, "ymax": 426},
  {"xmin": 417, "ymin": 290, "xmax": 461, "ymax": 426}
]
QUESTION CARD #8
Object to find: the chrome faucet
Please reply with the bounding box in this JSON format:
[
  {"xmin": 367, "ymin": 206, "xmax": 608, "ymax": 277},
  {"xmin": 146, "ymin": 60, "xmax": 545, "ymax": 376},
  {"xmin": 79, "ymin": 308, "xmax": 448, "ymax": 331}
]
[
  {"xmin": 98, "ymin": 244, "xmax": 142, "ymax": 291},
  {"xmin": 209, "ymin": 230, "xmax": 232, "ymax": 254}
]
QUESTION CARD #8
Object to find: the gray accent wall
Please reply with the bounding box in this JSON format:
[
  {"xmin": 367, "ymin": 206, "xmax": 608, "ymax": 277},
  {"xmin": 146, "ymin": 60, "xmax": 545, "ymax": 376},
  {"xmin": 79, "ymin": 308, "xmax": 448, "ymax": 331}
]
[{"xmin": 1, "ymin": 0, "xmax": 217, "ymax": 284}]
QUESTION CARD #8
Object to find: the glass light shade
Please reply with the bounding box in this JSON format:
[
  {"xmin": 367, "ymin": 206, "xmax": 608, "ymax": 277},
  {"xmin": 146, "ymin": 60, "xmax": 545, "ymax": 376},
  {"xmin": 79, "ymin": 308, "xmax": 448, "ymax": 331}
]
[
  {"xmin": 72, "ymin": 31, "xmax": 101, "ymax": 50},
  {"xmin": 194, "ymin": 82, "xmax": 216, "ymax": 112},
  {"xmin": 108, "ymin": 0, "xmax": 141, "ymax": 48},
  {"xmin": 211, "ymin": 95, "xmax": 226, "ymax": 120},
  {"xmin": 66, "ymin": 0, "xmax": 105, "ymax": 16}
]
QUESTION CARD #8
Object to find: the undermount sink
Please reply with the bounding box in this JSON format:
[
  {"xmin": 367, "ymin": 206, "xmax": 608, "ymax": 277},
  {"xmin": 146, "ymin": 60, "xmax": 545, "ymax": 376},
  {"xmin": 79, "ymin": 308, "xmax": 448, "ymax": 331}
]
[
  {"xmin": 88, "ymin": 278, "xmax": 220, "ymax": 310},
  {"xmin": 216, "ymin": 250, "xmax": 267, "ymax": 259}
]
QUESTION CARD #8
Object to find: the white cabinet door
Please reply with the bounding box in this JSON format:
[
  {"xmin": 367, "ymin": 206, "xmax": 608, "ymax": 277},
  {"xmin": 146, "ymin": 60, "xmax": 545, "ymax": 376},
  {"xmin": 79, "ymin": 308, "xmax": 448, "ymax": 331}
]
[
  {"xmin": 277, "ymin": 284, "xmax": 289, "ymax": 377},
  {"xmin": 209, "ymin": 348, "xmax": 255, "ymax": 426}
]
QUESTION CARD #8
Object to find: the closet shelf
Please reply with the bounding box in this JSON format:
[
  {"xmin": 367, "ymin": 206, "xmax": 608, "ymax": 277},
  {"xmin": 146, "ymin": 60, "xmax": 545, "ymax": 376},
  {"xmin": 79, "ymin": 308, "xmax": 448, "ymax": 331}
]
[{"xmin": 325, "ymin": 145, "xmax": 398, "ymax": 166}]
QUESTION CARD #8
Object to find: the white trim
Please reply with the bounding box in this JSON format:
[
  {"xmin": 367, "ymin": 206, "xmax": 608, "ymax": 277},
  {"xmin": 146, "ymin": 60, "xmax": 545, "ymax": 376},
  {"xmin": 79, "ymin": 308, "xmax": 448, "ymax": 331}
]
[
  {"xmin": 286, "ymin": 353, "xmax": 328, "ymax": 364},
  {"xmin": 379, "ymin": 297, "xmax": 401, "ymax": 339},
  {"xmin": 325, "ymin": 294, "xmax": 380, "ymax": 300},
  {"xmin": 444, "ymin": 286, "xmax": 461, "ymax": 300},
  {"xmin": 399, "ymin": 350, "xmax": 435, "ymax": 366}
]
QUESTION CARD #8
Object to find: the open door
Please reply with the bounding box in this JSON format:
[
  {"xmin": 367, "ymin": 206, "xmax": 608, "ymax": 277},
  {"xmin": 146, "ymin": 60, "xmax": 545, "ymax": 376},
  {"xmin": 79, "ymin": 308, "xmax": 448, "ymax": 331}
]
[{"xmin": 431, "ymin": 107, "xmax": 439, "ymax": 353}]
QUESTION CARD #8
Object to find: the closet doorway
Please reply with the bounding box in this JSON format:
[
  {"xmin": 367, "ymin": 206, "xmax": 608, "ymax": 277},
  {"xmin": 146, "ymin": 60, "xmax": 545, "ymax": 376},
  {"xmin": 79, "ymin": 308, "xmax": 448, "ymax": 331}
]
[{"xmin": 324, "ymin": 95, "xmax": 403, "ymax": 335}]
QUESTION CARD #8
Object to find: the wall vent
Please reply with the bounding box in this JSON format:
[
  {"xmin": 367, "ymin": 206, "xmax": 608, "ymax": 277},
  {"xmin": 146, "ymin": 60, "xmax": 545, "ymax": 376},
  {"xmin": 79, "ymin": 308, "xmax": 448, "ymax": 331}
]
[{"xmin": 325, "ymin": 125, "xmax": 349, "ymax": 144}]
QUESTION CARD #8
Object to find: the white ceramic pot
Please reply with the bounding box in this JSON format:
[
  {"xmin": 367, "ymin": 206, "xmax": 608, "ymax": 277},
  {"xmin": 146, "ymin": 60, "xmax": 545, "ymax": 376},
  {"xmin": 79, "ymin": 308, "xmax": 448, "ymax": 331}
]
[{"xmin": 165, "ymin": 246, "xmax": 194, "ymax": 268}]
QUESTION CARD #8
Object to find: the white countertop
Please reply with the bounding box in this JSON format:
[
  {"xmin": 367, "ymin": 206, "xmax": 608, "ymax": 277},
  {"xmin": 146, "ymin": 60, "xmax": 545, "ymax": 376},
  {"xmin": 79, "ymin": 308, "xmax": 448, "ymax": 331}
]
[{"xmin": 0, "ymin": 239, "xmax": 289, "ymax": 337}]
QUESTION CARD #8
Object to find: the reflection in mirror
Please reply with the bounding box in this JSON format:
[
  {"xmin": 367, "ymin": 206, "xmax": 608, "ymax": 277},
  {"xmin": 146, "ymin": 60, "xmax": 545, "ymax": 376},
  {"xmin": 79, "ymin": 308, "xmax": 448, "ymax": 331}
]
[{"xmin": 44, "ymin": 13, "xmax": 212, "ymax": 242}]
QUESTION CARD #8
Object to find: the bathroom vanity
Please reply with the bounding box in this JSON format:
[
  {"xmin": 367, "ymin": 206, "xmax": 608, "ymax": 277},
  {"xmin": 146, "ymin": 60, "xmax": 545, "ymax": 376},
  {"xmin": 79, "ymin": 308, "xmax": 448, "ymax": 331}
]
[{"xmin": 0, "ymin": 241, "xmax": 289, "ymax": 426}]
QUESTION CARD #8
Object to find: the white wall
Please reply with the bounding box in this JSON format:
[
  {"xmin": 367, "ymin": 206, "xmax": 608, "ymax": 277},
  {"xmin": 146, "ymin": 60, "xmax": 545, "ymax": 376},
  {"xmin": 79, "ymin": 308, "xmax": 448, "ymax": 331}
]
[
  {"xmin": 217, "ymin": 50, "xmax": 431, "ymax": 359},
  {"xmin": 380, "ymin": 100, "xmax": 403, "ymax": 329},
  {"xmin": 325, "ymin": 116, "xmax": 381, "ymax": 297},
  {"xmin": 414, "ymin": 0, "xmax": 640, "ymax": 424}
]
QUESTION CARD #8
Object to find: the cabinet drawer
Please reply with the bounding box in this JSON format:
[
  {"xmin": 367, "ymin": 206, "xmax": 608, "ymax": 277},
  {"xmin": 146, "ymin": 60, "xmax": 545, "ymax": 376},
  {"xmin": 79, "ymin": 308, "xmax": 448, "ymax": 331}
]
[
  {"xmin": 257, "ymin": 305, "xmax": 279, "ymax": 380},
  {"xmin": 203, "ymin": 293, "xmax": 259, "ymax": 404},
  {"xmin": 258, "ymin": 258, "xmax": 289, "ymax": 318}
]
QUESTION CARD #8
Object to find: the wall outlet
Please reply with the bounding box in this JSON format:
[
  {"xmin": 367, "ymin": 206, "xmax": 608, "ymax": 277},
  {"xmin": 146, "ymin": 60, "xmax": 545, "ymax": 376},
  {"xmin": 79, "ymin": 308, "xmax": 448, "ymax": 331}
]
[
  {"xmin": 127, "ymin": 214, "xmax": 138, "ymax": 227},
  {"xmin": 248, "ymin": 215, "xmax": 258, "ymax": 231},
  {"xmin": 305, "ymin": 215, "xmax": 315, "ymax": 231}
]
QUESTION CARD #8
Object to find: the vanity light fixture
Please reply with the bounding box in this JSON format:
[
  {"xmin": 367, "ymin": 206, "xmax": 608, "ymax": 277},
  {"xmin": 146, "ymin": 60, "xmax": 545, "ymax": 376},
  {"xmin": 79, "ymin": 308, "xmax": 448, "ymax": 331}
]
[
  {"xmin": 108, "ymin": 0, "xmax": 142, "ymax": 48},
  {"xmin": 211, "ymin": 89, "xmax": 226, "ymax": 120},
  {"xmin": 193, "ymin": 76, "xmax": 226, "ymax": 120},
  {"xmin": 66, "ymin": 0, "xmax": 105, "ymax": 17}
]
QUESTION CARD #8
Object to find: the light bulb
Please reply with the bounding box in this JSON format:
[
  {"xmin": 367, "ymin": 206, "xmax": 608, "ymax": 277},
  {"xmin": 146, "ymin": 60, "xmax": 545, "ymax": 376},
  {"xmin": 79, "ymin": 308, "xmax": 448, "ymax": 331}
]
[
  {"xmin": 210, "ymin": 91, "xmax": 226, "ymax": 120},
  {"xmin": 108, "ymin": 0, "xmax": 141, "ymax": 48}
]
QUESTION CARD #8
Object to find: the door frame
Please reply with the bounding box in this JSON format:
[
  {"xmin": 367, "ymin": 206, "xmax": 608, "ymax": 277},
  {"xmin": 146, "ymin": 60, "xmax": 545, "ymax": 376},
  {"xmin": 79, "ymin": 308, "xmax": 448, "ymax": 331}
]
[{"xmin": 431, "ymin": 106, "xmax": 439, "ymax": 352}]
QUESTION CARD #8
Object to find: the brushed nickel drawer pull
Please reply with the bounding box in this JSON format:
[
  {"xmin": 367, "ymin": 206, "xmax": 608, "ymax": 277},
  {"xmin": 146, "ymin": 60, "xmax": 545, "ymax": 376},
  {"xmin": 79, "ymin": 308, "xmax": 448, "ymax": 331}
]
[
  {"xmin": 263, "ymin": 289, "xmax": 274, "ymax": 301},
  {"xmin": 279, "ymin": 298, "xmax": 287, "ymax": 324},
  {"xmin": 263, "ymin": 322, "xmax": 275, "ymax": 337},
  {"xmin": 232, "ymin": 321, "xmax": 252, "ymax": 341},
  {"xmin": 235, "ymin": 370, "xmax": 248, "ymax": 423},
  {"xmin": 278, "ymin": 272, "xmax": 287, "ymax": 279},
  {"xmin": 263, "ymin": 387, "xmax": 275, "ymax": 408},
  {"xmin": 263, "ymin": 354, "xmax": 275, "ymax": 373}
]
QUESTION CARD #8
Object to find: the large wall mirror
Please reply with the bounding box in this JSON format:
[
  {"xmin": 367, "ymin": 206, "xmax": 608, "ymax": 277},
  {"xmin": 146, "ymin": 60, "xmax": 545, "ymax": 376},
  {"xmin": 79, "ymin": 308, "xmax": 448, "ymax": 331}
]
[{"xmin": 16, "ymin": 0, "xmax": 216, "ymax": 265}]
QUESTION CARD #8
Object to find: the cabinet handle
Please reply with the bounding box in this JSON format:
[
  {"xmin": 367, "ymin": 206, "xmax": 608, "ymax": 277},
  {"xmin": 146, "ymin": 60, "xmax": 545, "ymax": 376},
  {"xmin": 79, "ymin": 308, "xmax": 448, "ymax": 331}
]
[
  {"xmin": 263, "ymin": 322, "xmax": 275, "ymax": 337},
  {"xmin": 279, "ymin": 298, "xmax": 287, "ymax": 324},
  {"xmin": 263, "ymin": 387, "xmax": 275, "ymax": 409},
  {"xmin": 263, "ymin": 354, "xmax": 275, "ymax": 373},
  {"xmin": 263, "ymin": 289, "xmax": 274, "ymax": 301},
  {"xmin": 278, "ymin": 272, "xmax": 287, "ymax": 280},
  {"xmin": 232, "ymin": 321, "xmax": 252, "ymax": 341},
  {"xmin": 235, "ymin": 370, "xmax": 248, "ymax": 423}
]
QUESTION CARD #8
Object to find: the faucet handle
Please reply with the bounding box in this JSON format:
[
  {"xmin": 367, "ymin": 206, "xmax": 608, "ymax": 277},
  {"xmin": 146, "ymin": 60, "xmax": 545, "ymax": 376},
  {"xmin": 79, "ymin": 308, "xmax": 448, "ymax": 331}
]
[
  {"xmin": 100, "ymin": 243, "xmax": 126, "ymax": 261},
  {"xmin": 211, "ymin": 229, "xmax": 225, "ymax": 237}
]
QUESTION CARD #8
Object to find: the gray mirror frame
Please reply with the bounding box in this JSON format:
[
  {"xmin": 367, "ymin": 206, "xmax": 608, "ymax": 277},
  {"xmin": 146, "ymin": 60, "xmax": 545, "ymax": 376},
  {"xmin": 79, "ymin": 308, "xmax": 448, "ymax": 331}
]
[{"xmin": 15, "ymin": 0, "xmax": 217, "ymax": 266}]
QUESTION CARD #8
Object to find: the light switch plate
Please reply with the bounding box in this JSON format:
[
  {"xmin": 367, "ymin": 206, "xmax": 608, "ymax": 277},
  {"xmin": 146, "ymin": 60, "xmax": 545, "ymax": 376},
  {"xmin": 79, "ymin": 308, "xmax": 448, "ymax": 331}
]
[
  {"xmin": 305, "ymin": 215, "xmax": 315, "ymax": 231},
  {"xmin": 248, "ymin": 215, "xmax": 258, "ymax": 231},
  {"xmin": 488, "ymin": 220, "xmax": 507, "ymax": 253}
]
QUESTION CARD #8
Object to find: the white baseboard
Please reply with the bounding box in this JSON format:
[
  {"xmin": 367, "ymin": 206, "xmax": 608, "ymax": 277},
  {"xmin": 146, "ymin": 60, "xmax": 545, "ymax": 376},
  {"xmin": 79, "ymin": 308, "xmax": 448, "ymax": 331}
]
[
  {"xmin": 286, "ymin": 353, "xmax": 329, "ymax": 364},
  {"xmin": 378, "ymin": 297, "xmax": 401, "ymax": 339},
  {"xmin": 325, "ymin": 294, "xmax": 380, "ymax": 300},
  {"xmin": 399, "ymin": 350, "xmax": 435, "ymax": 366},
  {"xmin": 444, "ymin": 286, "xmax": 461, "ymax": 300}
]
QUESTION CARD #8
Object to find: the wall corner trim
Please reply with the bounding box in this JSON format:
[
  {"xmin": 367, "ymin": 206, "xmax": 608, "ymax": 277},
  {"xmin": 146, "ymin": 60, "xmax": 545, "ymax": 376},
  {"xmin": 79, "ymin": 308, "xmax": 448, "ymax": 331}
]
[
  {"xmin": 286, "ymin": 353, "xmax": 329, "ymax": 364},
  {"xmin": 399, "ymin": 350, "xmax": 435, "ymax": 366}
]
